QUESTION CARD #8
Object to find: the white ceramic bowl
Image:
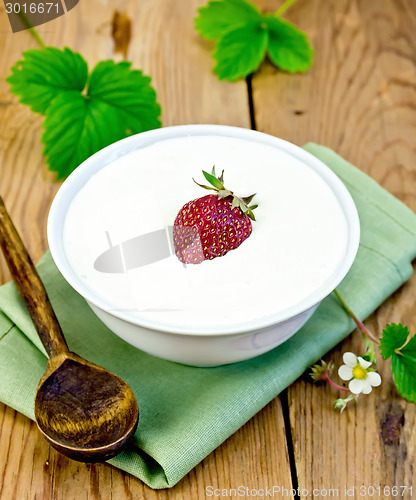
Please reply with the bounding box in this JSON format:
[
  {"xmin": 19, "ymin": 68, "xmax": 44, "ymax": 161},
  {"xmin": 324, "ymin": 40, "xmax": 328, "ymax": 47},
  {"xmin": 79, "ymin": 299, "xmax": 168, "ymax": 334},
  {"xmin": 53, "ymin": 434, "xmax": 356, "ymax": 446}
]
[{"xmin": 48, "ymin": 125, "xmax": 360, "ymax": 366}]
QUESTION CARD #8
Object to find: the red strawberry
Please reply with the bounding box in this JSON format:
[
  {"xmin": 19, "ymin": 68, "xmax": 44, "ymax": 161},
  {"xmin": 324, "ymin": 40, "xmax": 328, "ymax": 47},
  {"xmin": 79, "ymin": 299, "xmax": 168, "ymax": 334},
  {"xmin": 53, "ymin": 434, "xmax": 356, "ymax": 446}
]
[{"xmin": 173, "ymin": 167, "xmax": 257, "ymax": 264}]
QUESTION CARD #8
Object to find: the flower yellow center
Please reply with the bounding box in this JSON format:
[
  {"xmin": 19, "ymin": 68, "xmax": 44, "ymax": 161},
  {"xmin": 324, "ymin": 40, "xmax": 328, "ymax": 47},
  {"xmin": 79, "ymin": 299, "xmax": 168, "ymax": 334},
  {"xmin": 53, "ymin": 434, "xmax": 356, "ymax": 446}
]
[{"xmin": 352, "ymin": 365, "xmax": 367, "ymax": 380}]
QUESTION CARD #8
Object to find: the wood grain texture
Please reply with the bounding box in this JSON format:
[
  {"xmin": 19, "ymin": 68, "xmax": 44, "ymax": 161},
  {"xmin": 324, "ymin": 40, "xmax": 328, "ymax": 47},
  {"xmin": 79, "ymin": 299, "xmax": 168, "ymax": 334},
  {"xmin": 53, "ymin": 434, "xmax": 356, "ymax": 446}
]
[
  {"xmin": 1, "ymin": 0, "xmax": 415, "ymax": 496},
  {"xmin": 0, "ymin": 0, "xmax": 292, "ymax": 497},
  {"xmin": 0, "ymin": 197, "xmax": 69, "ymax": 358},
  {"xmin": 253, "ymin": 0, "xmax": 416, "ymax": 498},
  {"xmin": 0, "ymin": 198, "xmax": 139, "ymax": 463},
  {"xmin": 0, "ymin": 398, "xmax": 291, "ymax": 499}
]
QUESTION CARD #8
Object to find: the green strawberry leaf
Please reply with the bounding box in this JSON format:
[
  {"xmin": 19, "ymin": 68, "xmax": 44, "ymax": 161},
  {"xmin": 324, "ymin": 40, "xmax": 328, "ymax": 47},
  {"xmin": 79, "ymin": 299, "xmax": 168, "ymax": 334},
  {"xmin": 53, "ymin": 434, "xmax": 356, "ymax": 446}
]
[
  {"xmin": 380, "ymin": 323, "xmax": 410, "ymax": 360},
  {"xmin": 7, "ymin": 48, "xmax": 161, "ymax": 179},
  {"xmin": 195, "ymin": 0, "xmax": 314, "ymax": 81},
  {"xmin": 195, "ymin": 0, "xmax": 262, "ymax": 40},
  {"xmin": 265, "ymin": 15, "xmax": 314, "ymax": 73},
  {"xmin": 391, "ymin": 351, "xmax": 416, "ymax": 402},
  {"xmin": 7, "ymin": 47, "xmax": 88, "ymax": 114},
  {"xmin": 42, "ymin": 92, "xmax": 114, "ymax": 180},
  {"xmin": 380, "ymin": 323, "xmax": 416, "ymax": 402},
  {"xmin": 87, "ymin": 60, "xmax": 161, "ymax": 134},
  {"xmin": 400, "ymin": 333, "xmax": 416, "ymax": 358},
  {"xmin": 213, "ymin": 22, "xmax": 268, "ymax": 81}
]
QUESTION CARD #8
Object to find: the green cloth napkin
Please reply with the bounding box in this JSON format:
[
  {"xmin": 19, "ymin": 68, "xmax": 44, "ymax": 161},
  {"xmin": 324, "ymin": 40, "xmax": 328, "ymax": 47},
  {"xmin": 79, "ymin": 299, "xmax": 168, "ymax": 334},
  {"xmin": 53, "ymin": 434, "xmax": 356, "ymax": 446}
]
[{"xmin": 1, "ymin": 144, "xmax": 416, "ymax": 489}]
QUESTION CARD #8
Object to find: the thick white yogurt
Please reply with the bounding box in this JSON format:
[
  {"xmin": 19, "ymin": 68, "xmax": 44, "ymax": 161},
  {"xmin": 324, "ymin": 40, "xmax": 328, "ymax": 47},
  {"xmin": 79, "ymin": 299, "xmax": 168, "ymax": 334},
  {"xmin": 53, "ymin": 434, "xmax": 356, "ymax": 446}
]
[{"xmin": 63, "ymin": 135, "xmax": 348, "ymax": 331}]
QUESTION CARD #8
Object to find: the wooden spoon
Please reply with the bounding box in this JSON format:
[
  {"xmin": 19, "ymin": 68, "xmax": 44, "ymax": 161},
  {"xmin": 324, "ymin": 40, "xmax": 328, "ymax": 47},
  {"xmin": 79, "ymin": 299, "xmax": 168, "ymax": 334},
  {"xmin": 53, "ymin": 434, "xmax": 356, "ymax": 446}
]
[{"xmin": 0, "ymin": 197, "xmax": 139, "ymax": 462}]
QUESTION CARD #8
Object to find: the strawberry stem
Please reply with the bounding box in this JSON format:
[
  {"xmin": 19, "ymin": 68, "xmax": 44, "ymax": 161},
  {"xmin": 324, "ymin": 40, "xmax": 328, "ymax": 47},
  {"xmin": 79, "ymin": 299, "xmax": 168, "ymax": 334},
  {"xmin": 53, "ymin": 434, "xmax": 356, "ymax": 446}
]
[
  {"xmin": 193, "ymin": 167, "xmax": 258, "ymax": 221},
  {"xmin": 324, "ymin": 373, "xmax": 350, "ymax": 392},
  {"xmin": 334, "ymin": 289, "xmax": 380, "ymax": 345},
  {"xmin": 275, "ymin": 0, "xmax": 299, "ymax": 17},
  {"xmin": 16, "ymin": 11, "xmax": 46, "ymax": 49}
]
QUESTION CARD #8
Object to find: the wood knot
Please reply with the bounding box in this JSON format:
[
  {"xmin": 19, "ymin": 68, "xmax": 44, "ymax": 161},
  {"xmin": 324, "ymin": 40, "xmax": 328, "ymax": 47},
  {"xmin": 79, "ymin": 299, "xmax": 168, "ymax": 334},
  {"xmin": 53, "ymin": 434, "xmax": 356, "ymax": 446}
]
[
  {"xmin": 381, "ymin": 411, "xmax": 404, "ymax": 446},
  {"xmin": 111, "ymin": 10, "xmax": 132, "ymax": 60}
]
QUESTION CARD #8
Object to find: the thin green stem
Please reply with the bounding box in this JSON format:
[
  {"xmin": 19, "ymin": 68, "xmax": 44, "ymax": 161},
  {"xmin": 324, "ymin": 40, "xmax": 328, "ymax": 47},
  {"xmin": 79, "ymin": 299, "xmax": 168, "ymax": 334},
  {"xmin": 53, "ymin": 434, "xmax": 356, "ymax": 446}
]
[
  {"xmin": 275, "ymin": 0, "xmax": 300, "ymax": 17},
  {"xmin": 17, "ymin": 11, "xmax": 46, "ymax": 49},
  {"xmin": 334, "ymin": 289, "xmax": 380, "ymax": 345}
]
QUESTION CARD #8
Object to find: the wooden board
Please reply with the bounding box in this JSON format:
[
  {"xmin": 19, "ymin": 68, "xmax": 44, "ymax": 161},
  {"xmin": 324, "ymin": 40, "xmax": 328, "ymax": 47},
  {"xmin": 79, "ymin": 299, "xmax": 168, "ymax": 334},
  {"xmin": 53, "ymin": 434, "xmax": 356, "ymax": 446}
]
[
  {"xmin": 0, "ymin": 0, "xmax": 292, "ymax": 497},
  {"xmin": 0, "ymin": 0, "xmax": 415, "ymax": 497},
  {"xmin": 253, "ymin": 0, "xmax": 416, "ymax": 498}
]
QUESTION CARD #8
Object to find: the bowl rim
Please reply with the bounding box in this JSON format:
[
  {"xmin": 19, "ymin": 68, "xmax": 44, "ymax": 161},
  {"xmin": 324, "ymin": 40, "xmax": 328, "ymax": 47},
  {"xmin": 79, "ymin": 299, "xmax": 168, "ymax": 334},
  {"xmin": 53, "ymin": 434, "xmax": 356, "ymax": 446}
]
[{"xmin": 47, "ymin": 124, "xmax": 360, "ymax": 336}]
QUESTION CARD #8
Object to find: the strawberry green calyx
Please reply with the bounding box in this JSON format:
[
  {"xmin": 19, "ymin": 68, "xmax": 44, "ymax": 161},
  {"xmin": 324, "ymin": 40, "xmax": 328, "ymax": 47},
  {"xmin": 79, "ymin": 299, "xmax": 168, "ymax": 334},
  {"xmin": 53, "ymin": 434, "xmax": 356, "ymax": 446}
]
[{"xmin": 193, "ymin": 166, "xmax": 258, "ymax": 221}]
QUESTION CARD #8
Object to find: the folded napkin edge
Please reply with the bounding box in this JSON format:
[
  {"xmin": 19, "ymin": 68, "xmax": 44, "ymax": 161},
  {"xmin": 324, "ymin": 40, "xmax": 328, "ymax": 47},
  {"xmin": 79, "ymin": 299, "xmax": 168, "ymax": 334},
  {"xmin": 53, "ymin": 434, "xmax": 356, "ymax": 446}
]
[{"xmin": 303, "ymin": 142, "xmax": 416, "ymax": 238}]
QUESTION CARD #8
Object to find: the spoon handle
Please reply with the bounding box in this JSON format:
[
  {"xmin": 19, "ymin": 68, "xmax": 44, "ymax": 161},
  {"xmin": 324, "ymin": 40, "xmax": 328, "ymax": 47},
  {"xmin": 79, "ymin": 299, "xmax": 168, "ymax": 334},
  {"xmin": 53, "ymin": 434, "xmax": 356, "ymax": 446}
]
[{"xmin": 0, "ymin": 197, "xmax": 68, "ymax": 358}]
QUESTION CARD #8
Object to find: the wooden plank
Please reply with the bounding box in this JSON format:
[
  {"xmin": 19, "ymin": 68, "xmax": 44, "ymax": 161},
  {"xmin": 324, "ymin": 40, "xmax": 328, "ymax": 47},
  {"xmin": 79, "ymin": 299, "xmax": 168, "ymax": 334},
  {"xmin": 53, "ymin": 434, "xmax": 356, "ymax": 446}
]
[
  {"xmin": 252, "ymin": 0, "xmax": 416, "ymax": 497},
  {"xmin": 0, "ymin": 397, "xmax": 291, "ymax": 499},
  {"xmin": 0, "ymin": 0, "xmax": 293, "ymax": 497}
]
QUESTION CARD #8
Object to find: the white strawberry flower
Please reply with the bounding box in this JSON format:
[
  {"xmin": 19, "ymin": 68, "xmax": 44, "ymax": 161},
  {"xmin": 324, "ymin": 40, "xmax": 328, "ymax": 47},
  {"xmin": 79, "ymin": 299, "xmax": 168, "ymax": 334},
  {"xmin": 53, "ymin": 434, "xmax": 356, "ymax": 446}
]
[{"xmin": 338, "ymin": 352, "xmax": 381, "ymax": 395}]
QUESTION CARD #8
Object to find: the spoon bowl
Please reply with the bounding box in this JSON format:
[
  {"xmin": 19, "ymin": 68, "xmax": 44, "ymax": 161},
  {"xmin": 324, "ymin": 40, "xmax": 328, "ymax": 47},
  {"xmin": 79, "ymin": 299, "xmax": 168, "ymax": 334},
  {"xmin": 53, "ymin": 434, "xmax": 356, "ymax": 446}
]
[
  {"xmin": 35, "ymin": 352, "xmax": 138, "ymax": 462},
  {"xmin": 0, "ymin": 197, "xmax": 139, "ymax": 462}
]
